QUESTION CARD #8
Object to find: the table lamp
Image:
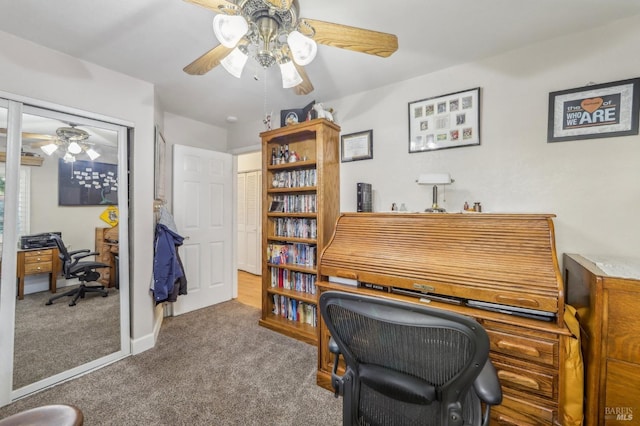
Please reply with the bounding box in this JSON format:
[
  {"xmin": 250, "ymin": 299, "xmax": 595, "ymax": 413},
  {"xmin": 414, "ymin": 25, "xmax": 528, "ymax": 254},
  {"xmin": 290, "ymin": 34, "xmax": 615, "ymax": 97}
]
[{"xmin": 417, "ymin": 173, "xmax": 454, "ymax": 212}]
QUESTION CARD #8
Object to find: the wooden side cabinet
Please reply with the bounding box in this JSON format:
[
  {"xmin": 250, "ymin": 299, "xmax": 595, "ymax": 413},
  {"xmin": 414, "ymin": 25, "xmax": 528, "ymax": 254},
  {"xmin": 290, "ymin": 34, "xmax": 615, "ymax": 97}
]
[
  {"xmin": 564, "ymin": 253, "xmax": 640, "ymax": 425},
  {"xmin": 16, "ymin": 247, "xmax": 60, "ymax": 300},
  {"xmin": 95, "ymin": 226, "xmax": 119, "ymax": 287}
]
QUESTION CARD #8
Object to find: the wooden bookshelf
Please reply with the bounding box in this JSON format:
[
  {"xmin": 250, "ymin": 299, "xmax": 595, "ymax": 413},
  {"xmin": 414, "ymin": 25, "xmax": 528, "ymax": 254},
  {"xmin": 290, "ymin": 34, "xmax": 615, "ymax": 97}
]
[{"xmin": 258, "ymin": 119, "xmax": 340, "ymax": 345}]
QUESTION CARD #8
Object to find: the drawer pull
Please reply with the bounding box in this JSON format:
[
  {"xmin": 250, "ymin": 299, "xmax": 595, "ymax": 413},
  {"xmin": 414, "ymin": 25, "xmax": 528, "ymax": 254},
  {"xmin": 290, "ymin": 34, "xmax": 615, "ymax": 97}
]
[
  {"xmin": 496, "ymin": 340, "xmax": 540, "ymax": 357},
  {"xmin": 495, "ymin": 295, "xmax": 539, "ymax": 307},
  {"xmin": 497, "ymin": 371, "xmax": 540, "ymax": 390},
  {"xmin": 336, "ymin": 270, "xmax": 358, "ymax": 280}
]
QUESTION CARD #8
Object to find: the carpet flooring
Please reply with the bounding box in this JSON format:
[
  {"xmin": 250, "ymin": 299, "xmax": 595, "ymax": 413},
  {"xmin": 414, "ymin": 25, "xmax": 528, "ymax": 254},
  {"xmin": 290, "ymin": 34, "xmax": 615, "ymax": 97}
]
[
  {"xmin": 13, "ymin": 285, "xmax": 120, "ymax": 389},
  {"xmin": 0, "ymin": 300, "xmax": 342, "ymax": 425}
]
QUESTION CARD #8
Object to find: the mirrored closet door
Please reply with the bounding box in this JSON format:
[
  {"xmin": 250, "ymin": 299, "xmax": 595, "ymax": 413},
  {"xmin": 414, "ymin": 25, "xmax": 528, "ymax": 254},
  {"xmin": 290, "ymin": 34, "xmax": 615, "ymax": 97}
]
[{"xmin": 0, "ymin": 101, "xmax": 130, "ymax": 403}]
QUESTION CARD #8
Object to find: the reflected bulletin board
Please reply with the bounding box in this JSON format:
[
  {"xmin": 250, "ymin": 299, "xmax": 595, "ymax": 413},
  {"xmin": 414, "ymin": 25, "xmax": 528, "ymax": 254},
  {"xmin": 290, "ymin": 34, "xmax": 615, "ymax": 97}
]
[{"xmin": 58, "ymin": 158, "xmax": 118, "ymax": 206}]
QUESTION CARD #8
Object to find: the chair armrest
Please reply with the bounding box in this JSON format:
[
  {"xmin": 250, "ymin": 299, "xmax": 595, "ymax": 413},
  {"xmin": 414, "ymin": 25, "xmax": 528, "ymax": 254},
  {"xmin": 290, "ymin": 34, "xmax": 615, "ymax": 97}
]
[
  {"xmin": 473, "ymin": 359, "xmax": 503, "ymax": 406},
  {"xmin": 71, "ymin": 251, "xmax": 100, "ymax": 260},
  {"xmin": 68, "ymin": 249, "xmax": 90, "ymax": 256}
]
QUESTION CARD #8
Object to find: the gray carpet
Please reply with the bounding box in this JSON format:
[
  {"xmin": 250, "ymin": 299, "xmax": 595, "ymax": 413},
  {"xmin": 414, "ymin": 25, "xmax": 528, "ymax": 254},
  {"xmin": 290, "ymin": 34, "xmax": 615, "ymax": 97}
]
[
  {"xmin": 13, "ymin": 285, "xmax": 120, "ymax": 389},
  {"xmin": 0, "ymin": 300, "xmax": 342, "ymax": 425}
]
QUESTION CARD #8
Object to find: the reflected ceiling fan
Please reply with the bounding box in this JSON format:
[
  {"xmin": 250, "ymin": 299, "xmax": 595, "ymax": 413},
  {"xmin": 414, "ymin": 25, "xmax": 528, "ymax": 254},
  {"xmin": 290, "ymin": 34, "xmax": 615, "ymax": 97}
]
[
  {"xmin": 183, "ymin": 0, "xmax": 398, "ymax": 94},
  {"xmin": 0, "ymin": 125, "xmax": 100, "ymax": 162}
]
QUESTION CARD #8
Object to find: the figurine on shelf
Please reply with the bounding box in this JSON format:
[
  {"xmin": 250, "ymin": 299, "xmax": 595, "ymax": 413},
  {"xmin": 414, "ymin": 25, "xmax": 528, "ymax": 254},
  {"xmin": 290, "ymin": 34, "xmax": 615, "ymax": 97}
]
[
  {"xmin": 312, "ymin": 103, "xmax": 335, "ymax": 122},
  {"xmin": 263, "ymin": 111, "xmax": 272, "ymax": 130},
  {"xmin": 288, "ymin": 151, "xmax": 300, "ymax": 162}
]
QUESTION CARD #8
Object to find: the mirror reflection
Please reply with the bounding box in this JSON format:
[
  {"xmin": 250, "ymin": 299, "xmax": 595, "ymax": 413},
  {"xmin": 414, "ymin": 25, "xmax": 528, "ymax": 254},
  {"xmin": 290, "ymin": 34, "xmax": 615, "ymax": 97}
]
[{"xmin": 9, "ymin": 112, "xmax": 121, "ymax": 389}]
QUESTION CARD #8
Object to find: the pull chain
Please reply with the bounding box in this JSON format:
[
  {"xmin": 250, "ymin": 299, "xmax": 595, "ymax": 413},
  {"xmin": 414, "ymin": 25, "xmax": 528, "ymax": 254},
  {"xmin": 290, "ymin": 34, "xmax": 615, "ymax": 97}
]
[{"xmin": 262, "ymin": 68, "xmax": 272, "ymax": 130}]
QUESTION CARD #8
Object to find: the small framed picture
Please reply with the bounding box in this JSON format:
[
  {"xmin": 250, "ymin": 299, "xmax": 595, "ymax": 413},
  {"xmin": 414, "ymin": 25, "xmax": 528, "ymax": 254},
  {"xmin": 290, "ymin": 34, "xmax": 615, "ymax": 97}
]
[
  {"xmin": 548, "ymin": 78, "xmax": 640, "ymax": 142},
  {"xmin": 341, "ymin": 130, "xmax": 373, "ymax": 162},
  {"xmin": 408, "ymin": 87, "xmax": 480, "ymax": 153}
]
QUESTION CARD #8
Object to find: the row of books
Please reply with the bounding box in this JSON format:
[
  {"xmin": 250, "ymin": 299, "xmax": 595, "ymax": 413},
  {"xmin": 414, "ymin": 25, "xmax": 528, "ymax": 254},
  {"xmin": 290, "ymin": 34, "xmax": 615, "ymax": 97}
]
[
  {"xmin": 272, "ymin": 194, "xmax": 317, "ymax": 213},
  {"xmin": 272, "ymin": 169, "xmax": 317, "ymax": 189},
  {"xmin": 267, "ymin": 243, "xmax": 316, "ymax": 267},
  {"xmin": 269, "ymin": 267, "xmax": 317, "ymax": 294},
  {"xmin": 273, "ymin": 217, "xmax": 317, "ymax": 239},
  {"xmin": 272, "ymin": 294, "xmax": 317, "ymax": 327}
]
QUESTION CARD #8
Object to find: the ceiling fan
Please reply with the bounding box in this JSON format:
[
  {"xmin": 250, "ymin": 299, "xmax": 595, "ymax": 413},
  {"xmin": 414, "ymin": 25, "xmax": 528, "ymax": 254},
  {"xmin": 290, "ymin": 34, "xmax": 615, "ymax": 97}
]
[
  {"xmin": 183, "ymin": 0, "xmax": 398, "ymax": 94},
  {"xmin": 0, "ymin": 125, "xmax": 100, "ymax": 162}
]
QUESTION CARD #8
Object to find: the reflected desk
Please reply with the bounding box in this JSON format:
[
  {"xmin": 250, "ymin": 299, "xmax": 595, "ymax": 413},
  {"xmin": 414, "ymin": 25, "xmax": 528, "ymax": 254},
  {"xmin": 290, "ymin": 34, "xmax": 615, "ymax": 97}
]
[{"xmin": 16, "ymin": 247, "xmax": 61, "ymax": 300}]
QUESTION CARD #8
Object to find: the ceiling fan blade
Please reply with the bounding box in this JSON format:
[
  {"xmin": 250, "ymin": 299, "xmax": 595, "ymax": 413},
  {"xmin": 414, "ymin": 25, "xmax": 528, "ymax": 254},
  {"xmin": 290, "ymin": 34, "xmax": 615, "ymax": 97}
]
[
  {"xmin": 183, "ymin": 45, "xmax": 234, "ymax": 75},
  {"xmin": 0, "ymin": 128, "xmax": 55, "ymax": 141},
  {"xmin": 301, "ymin": 19, "xmax": 398, "ymax": 58},
  {"xmin": 293, "ymin": 63, "xmax": 314, "ymax": 95},
  {"xmin": 183, "ymin": 0, "xmax": 238, "ymax": 13}
]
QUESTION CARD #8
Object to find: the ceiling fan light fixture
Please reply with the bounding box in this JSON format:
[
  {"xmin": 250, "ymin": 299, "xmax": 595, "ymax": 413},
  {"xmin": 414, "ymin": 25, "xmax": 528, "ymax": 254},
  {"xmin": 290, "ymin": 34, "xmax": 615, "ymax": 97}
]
[
  {"xmin": 41, "ymin": 143, "xmax": 58, "ymax": 156},
  {"xmin": 86, "ymin": 148, "xmax": 101, "ymax": 161},
  {"xmin": 67, "ymin": 141, "xmax": 82, "ymax": 154},
  {"xmin": 213, "ymin": 14, "xmax": 249, "ymax": 48},
  {"xmin": 63, "ymin": 152, "xmax": 76, "ymax": 163},
  {"xmin": 279, "ymin": 59, "xmax": 303, "ymax": 88},
  {"xmin": 287, "ymin": 30, "xmax": 317, "ymax": 66},
  {"xmin": 221, "ymin": 45, "xmax": 249, "ymax": 78}
]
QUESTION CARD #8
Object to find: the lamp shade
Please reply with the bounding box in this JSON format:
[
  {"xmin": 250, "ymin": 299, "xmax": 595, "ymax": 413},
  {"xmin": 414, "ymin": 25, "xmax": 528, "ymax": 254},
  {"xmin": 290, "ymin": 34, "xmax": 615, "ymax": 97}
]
[
  {"xmin": 67, "ymin": 141, "xmax": 82, "ymax": 154},
  {"xmin": 221, "ymin": 46, "xmax": 248, "ymax": 78},
  {"xmin": 416, "ymin": 173, "xmax": 453, "ymax": 185},
  {"xmin": 287, "ymin": 30, "xmax": 317, "ymax": 66},
  {"xmin": 279, "ymin": 60, "xmax": 303, "ymax": 88},
  {"xmin": 212, "ymin": 14, "xmax": 248, "ymax": 48},
  {"xmin": 40, "ymin": 143, "xmax": 58, "ymax": 156},
  {"xmin": 86, "ymin": 148, "xmax": 101, "ymax": 161}
]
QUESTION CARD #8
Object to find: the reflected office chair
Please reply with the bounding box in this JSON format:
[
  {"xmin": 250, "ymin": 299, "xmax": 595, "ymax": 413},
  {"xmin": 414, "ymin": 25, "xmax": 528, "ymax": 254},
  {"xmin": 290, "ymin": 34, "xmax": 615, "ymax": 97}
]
[
  {"xmin": 46, "ymin": 234, "xmax": 109, "ymax": 307},
  {"xmin": 320, "ymin": 291, "xmax": 502, "ymax": 426}
]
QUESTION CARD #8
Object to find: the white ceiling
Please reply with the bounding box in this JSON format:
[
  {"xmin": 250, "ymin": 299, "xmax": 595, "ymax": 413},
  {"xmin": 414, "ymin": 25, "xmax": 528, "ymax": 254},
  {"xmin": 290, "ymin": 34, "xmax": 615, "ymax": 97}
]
[{"xmin": 1, "ymin": 0, "xmax": 640, "ymax": 130}]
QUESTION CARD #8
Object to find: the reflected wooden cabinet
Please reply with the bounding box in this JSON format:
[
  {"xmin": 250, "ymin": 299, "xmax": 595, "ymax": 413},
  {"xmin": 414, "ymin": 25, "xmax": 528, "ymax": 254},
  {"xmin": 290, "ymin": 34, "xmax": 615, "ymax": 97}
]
[
  {"xmin": 564, "ymin": 253, "xmax": 640, "ymax": 425},
  {"xmin": 95, "ymin": 226, "xmax": 119, "ymax": 287},
  {"xmin": 16, "ymin": 248, "xmax": 60, "ymax": 300}
]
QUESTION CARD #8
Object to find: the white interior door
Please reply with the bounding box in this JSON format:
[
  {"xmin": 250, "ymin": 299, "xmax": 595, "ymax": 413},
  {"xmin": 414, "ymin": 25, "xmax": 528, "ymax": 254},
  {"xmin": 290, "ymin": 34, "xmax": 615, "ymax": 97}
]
[
  {"xmin": 244, "ymin": 170, "xmax": 261, "ymax": 274},
  {"xmin": 172, "ymin": 144, "xmax": 233, "ymax": 315},
  {"xmin": 237, "ymin": 173, "xmax": 248, "ymax": 271},
  {"xmin": 237, "ymin": 170, "xmax": 261, "ymax": 275}
]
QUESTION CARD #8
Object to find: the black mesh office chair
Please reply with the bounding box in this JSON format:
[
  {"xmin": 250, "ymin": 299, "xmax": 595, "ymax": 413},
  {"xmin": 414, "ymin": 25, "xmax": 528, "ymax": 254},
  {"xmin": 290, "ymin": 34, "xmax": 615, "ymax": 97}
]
[
  {"xmin": 320, "ymin": 291, "xmax": 502, "ymax": 426},
  {"xmin": 46, "ymin": 234, "xmax": 109, "ymax": 306}
]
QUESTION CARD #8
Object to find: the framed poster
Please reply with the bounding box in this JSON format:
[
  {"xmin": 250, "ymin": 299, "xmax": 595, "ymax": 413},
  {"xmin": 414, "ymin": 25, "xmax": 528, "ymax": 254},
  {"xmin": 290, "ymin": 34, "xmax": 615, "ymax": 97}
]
[
  {"xmin": 409, "ymin": 87, "xmax": 480, "ymax": 153},
  {"xmin": 154, "ymin": 125, "xmax": 166, "ymax": 200},
  {"xmin": 58, "ymin": 158, "xmax": 118, "ymax": 206},
  {"xmin": 548, "ymin": 78, "xmax": 640, "ymax": 142},
  {"xmin": 341, "ymin": 130, "xmax": 373, "ymax": 162}
]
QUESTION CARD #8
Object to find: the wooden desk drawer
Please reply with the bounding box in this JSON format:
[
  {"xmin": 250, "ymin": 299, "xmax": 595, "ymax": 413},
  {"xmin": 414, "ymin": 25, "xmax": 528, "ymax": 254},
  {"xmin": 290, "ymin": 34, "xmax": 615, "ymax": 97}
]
[
  {"xmin": 24, "ymin": 261, "xmax": 53, "ymax": 275},
  {"xmin": 492, "ymin": 354, "xmax": 557, "ymax": 400},
  {"xmin": 487, "ymin": 328, "xmax": 557, "ymax": 368},
  {"xmin": 24, "ymin": 251, "xmax": 53, "ymax": 263},
  {"xmin": 491, "ymin": 393, "xmax": 555, "ymax": 426}
]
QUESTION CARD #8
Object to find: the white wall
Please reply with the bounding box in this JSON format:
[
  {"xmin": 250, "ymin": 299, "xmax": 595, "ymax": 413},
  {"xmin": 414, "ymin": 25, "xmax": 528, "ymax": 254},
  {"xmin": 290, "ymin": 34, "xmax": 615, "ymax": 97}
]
[
  {"xmin": 161, "ymin": 112, "xmax": 228, "ymax": 209},
  {"xmin": 0, "ymin": 30, "xmax": 157, "ymax": 351},
  {"xmin": 228, "ymin": 15, "xmax": 640, "ymax": 260},
  {"xmin": 329, "ymin": 15, "xmax": 640, "ymax": 259}
]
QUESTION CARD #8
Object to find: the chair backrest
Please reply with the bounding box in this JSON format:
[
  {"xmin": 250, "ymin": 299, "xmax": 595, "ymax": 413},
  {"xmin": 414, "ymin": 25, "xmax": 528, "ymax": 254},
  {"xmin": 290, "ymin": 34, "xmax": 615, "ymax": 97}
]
[
  {"xmin": 320, "ymin": 291, "xmax": 490, "ymax": 426},
  {"xmin": 49, "ymin": 233, "xmax": 72, "ymax": 274}
]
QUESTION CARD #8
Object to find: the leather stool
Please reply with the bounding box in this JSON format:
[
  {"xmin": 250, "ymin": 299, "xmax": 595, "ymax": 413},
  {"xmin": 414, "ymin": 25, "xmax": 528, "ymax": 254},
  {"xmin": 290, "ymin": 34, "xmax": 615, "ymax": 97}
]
[{"xmin": 0, "ymin": 404, "xmax": 83, "ymax": 426}]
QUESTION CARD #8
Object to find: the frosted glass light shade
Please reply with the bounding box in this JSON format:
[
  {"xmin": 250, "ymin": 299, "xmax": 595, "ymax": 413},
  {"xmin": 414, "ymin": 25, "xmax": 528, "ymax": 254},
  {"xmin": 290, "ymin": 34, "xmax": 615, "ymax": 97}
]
[
  {"xmin": 287, "ymin": 30, "xmax": 317, "ymax": 66},
  {"xmin": 86, "ymin": 148, "xmax": 100, "ymax": 160},
  {"xmin": 63, "ymin": 152, "xmax": 76, "ymax": 163},
  {"xmin": 279, "ymin": 60, "xmax": 303, "ymax": 88},
  {"xmin": 213, "ymin": 14, "xmax": 248, "ymax": 48},
  {"xmin": 41, "ymin": 143, "xmax": 58, "ymax": 155},
  {"xmin": 220, "ymin": 47, "xmax": 248, "ymax": 78},
  {"xmin": 67, "ymin": 141, "xmax": 82, "ymax": 154}
]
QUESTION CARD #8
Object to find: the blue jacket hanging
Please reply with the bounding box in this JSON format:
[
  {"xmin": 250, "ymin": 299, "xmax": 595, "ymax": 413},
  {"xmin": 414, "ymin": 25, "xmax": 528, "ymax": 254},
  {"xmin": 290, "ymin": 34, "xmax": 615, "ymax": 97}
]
[{"xmin": 152, "ymin": 223, "xmax": 186, "ymax": 303}]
